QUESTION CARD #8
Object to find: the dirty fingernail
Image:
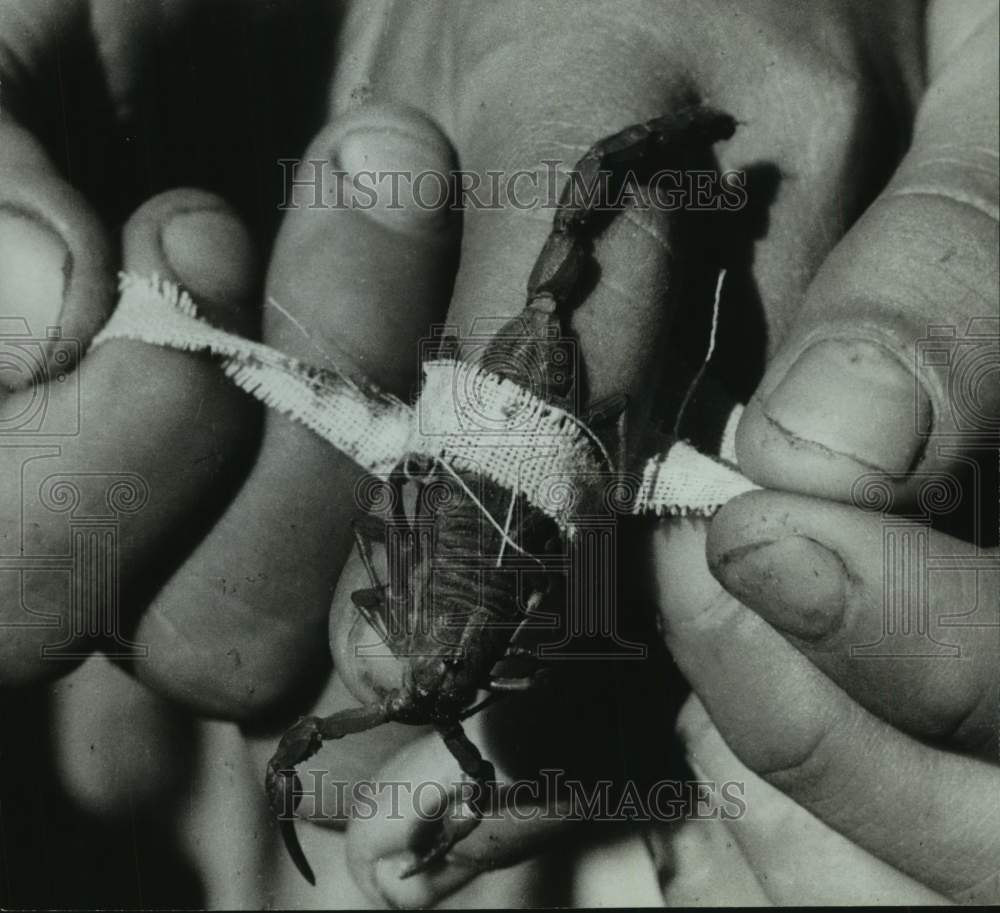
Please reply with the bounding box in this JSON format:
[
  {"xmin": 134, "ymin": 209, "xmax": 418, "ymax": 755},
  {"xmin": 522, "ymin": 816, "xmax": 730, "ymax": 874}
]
[
  {"xmin": 160, "ymin": 208, "xmax": 255, "ymax": 304},
  {"xmin": 333, "ymin": 111, "xmax": 454, "ymax": 233},
  {"xmin": 0, "ymin": 207, "xmax": 69, "ymax": 333},
  {"xmin": 763, "ymin": 339, "xmax": 930, "ymax": 474},
  {"xmin": 711, "ymin": 536, "xmax": 847, "ymax": 641}
]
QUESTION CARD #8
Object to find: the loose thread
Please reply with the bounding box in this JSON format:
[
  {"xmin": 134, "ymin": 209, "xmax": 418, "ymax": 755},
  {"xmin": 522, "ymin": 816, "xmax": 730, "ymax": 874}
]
[{"xmin": 672, "ymin": 268, "xmax": 725, "ymax": 440}]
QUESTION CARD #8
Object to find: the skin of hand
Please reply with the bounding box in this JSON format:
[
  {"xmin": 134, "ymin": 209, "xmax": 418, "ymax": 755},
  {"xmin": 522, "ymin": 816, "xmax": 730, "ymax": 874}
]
[
  {"xmin": 8, "ymin": 0, "xmax": 994, "ymax": 908},
  {"xmin": 644, "ymin": 0, "xmax": 999, "ymax": 905}
]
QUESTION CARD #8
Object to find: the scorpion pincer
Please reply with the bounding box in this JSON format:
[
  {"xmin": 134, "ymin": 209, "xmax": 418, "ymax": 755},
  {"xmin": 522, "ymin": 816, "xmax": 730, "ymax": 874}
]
[{"xmin": 265, "ymin": 106, "xmax": 736, "ymax": 884}]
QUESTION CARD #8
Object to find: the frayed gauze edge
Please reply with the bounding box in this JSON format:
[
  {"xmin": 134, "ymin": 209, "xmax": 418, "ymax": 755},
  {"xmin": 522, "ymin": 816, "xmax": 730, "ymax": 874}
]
[{"xmin": 92, "ymin": 273, "xmax": 759, "ymax": 532}]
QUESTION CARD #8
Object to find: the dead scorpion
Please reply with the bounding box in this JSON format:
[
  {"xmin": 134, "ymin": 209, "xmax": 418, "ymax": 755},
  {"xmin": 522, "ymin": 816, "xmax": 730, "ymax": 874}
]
[{"xmin": 265, "ymin": 106, "xmax": 736, "ymax": 884}]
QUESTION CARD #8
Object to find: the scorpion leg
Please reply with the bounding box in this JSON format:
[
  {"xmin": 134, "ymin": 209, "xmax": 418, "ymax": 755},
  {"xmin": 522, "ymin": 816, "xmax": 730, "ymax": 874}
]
[
  {"xmin": 498, "ymin": 588, "xmax": 551, "ymax": 659},
  {"xmin": 352, "ymin": 513, "xmax": 388, "ymax": 588},
  {"xmin": 266, "ymin": 702, "xmax": 389, "ymax": 885},
  {"xmin": 584, "ymin": 393, "xmax": 628, "ymax": 471},
  {"xmin": 350, "ymin": 586, "xmax": 391, "ymax": 644},
  {"xmin": 489, "ymin": 670, "xmax": 549, "ymax": 692},
  {"xmin": 351, "ymin": 512, "xmax": 394, "ymax": 642},
  {"xmin": 351, "ymin": 501, "xmax": 418, "ymax": 645},
  {"xmin": 400, "ymin": 721, "xmax": 498, "ymax": 878}
]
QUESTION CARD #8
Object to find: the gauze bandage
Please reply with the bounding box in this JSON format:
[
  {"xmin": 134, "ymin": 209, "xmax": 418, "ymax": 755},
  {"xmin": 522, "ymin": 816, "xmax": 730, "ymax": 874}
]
[{"xmin": 92, "ymin": 274, "xmax": 759, "ymax": 530}]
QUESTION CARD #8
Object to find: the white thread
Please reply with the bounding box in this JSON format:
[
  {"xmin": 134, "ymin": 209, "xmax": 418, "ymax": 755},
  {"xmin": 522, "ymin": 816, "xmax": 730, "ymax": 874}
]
[
  {"xmin": 497, "ymin": 492, "xmax": 518, "ymax": 566},
  {"xmin": 432, "ymin": 456, "xmax": 528, "ymax": 556},
  {"xmin": 409, "ymin": 359, "xmax": 611, "ymax": 529},
  {"xmin": 673, "ymin": 268, "xmax": 724, "ymax": 439}
]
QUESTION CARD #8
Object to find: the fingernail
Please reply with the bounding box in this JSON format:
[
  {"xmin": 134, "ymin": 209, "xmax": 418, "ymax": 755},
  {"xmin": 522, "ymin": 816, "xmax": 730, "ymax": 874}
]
[
  {"xmin": 711, "ymin": 536, "xmax": 847, "ymax": 641},
  {"xmin": 764, "ymin": 339, "xmax": 931, "ymax": 473},
  {"xmin": 675, "ymin": 694, "xmax": 714, "ymax": 747},
  {"xmin": 375, "ymin": 853, "xmax": 427, "ymax": 908},
  {"xmin": 0, "ymin": 207, "xmax": 70, "ymax": 332},
  {"xmin": 160, "ymin": 208, "xmax": 255, "ymax": 304},
  {"xmin": 334, "ymin": 112, "xmax": 453, "ymax": 232},
  {"xmin": 374, "ymin": 852, "xmax": 479, "ymax": 908}
]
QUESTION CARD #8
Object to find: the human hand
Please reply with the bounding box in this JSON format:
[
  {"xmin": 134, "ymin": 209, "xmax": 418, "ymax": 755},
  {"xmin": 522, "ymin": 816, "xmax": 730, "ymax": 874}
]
[
  {"xmin": 0, "ymin": 0, "xmax": 350, "ymax": 681},
  {"xmin": 648, "ymin": 496, "xmax": 998, "ymax": 904},
  {"xmin": 646, "ymin": 0, "xmax": 999, "ymax": 903}
]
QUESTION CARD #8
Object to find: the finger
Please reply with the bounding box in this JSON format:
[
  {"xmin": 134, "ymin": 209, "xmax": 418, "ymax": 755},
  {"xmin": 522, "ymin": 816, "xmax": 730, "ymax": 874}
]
[
  {"xmin": 345, "ymin": 715, "xmax": 573, "ymax": 909},
  {"xmin": 734, "ymin": 1, "xmax": 999, "ymax": 502},
  {"xmin": 132, "ymin": 105, "xmax": 460, "ymax": 717},
  {"xmin": 0, "ymin": 0, "xmax": 169, "ymax": 370},
  {"xmin": 675, "ymin": 696, "xmax": 950, "ymax": 906},
  {"xmin": 443, "ymin": 82, "xmax": 688, "ymax": 414},
  {"xmin": 650, "ymin": 518, "xmax": 1000, "ymax": 900},
  {"xmin": 0, "ymin": 187, "xmax": 258, "ymax": 683},
  {"xmin": 49, "ymin": 653, "xmax": 196, "ymax": 817},
  {"xmin": 707, "ymin": 490, "xmax": 999, "ymax": 754},
  {"xmin": 1, "ymin": 71, "xmax": 115, "ymax": 386}
]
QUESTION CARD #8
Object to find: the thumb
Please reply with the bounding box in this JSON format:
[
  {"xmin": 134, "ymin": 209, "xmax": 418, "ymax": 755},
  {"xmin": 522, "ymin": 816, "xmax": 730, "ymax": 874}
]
[{"xmin": 735, "ymin": 0, "xmax": 999, "ymax": 502}]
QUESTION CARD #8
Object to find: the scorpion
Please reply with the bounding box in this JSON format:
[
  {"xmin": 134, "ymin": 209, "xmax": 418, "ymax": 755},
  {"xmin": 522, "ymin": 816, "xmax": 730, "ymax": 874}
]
[{"xmin": 265, "ymin": 106, "xmax": 736, "ymax": 884}]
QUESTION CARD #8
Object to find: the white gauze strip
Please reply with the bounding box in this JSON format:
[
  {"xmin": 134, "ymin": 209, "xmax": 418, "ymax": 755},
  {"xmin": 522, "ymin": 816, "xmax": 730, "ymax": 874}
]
[
  {"xmin": 410, "ymin": 359, "xmax": 610, "ymax": 526},
  {"xmin": 93, "ymin": 273, "xmax": 759, "ymax": 526},
  {"xmin": 96, "ymin": 274, "xmax": 413, "ymax": 475}
]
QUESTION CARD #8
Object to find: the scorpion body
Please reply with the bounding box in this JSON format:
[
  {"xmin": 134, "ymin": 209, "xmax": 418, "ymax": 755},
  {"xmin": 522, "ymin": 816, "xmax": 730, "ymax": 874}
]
[{"xmin": 266, "ymin": 106, "xmax": 736, "ymax": 884}]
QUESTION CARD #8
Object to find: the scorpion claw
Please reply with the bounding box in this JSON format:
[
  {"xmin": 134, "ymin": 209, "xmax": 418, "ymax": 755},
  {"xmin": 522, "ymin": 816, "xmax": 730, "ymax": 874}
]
[
  {"xmin": 265, "ymin": 761, "xmax": 317, "ymax": 885},
  {"xmin": 264, "ymin": 717, "xmax": 325, "ymax": 886}
]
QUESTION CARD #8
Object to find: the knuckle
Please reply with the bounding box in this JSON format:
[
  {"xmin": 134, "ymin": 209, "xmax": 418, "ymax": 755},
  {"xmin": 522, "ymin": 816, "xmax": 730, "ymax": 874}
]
[
  {"xmin": 887, "ymin": 141, "xmax": 1000, "ymax": 224},
  {"xmin": 141, "ymin": 610, "xmax": 321, "ymax": 720},
  {"xmin": 747, "ymin": 706, "xmax": 871, "ymax": 813}
]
